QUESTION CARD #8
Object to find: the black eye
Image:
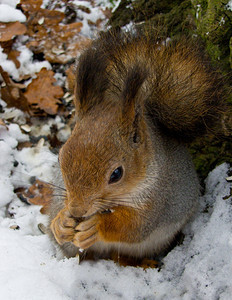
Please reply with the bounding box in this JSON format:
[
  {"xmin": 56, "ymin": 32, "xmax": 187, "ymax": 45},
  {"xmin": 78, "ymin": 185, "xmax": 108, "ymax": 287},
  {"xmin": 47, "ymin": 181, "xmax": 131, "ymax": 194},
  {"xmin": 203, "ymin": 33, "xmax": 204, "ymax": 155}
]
[{"xmin": 109, "ymin": 166, "xmax": 123, "ymax": 184}]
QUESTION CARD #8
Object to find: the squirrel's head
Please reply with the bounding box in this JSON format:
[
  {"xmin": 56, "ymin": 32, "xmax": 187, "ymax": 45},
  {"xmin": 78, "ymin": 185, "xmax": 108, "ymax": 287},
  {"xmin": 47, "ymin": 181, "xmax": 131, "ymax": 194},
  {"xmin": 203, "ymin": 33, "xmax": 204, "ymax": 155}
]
[{"xmin": 59, "ymin": 45, "xmax": 153, "ymax": 218}]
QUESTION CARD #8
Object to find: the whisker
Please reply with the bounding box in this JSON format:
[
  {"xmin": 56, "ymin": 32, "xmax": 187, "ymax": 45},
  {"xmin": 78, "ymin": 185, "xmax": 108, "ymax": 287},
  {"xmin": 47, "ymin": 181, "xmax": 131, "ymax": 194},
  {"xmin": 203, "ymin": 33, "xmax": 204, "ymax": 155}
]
[
  {"xmin": 38, "ymin": 179, "xmax": 66, "ymax": 192},
  {"xmin": 52, "ymin": 194, "xmax": 67, "ymax": 198},
  {"xmin": 96, "ymin": 199, "xmax": 132, "ymax": 208}
]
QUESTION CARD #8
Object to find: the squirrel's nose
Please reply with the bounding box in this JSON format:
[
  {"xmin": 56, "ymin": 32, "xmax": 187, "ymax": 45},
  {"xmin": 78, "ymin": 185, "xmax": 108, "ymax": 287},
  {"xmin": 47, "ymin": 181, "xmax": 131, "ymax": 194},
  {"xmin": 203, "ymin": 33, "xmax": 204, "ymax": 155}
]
[{"xmin": 68, "ymin": 205, "xmax": 87, "ymax": 218}]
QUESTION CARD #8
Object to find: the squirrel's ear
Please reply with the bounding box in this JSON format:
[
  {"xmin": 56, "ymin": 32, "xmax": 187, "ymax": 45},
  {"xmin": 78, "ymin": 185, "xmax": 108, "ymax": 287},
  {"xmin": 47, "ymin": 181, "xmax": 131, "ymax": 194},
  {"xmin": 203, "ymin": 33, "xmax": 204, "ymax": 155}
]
[
  {"xmin": 122, "ymin": 64, "xmax": 148, "ymax": 145},
  {"xmin": 74, "ymin": 47, "xmax": 108, "ymax": 114},
  {"xmin": 122, "ymin": 64, "xmax": 147, "ymax": 114}
]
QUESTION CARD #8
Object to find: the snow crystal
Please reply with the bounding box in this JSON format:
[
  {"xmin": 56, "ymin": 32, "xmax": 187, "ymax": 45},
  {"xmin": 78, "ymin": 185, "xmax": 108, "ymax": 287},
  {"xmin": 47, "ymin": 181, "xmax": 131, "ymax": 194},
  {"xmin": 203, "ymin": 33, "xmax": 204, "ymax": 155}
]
[
  {"xmin": 0, "ymin": 3, "xmax": 26, "ymax": 22},
  {"xmin": 227, "ymin": 0, "xmax": 232, "ymax": 10},
  {"xmin": 0, "ymin": 102, "xmax": 27, "ymax": 124},
  {"xmin": 0, "ymin": 45, "xmax": 51, "ymax": 81},
  {"xmin": 0, "ymin": 140, "xmax": 14, "ymax": 207},
  {"xmin": 17, "ymin": 46, "xmax": 51, "ymax": 80},
  {"xmin": 0, "ymin": 0, "xmax": 231, "ymax": 298},
  {"xmin": 0, "ymin": 0, "xmax": 20, "ymax": 7},
  {"xmin": 0, "ymin": 46, "xmax": 19, "ymax": 79},
  {"xmin": 0, "ymin": 115, "xmax": 231, "ymax": 299}
]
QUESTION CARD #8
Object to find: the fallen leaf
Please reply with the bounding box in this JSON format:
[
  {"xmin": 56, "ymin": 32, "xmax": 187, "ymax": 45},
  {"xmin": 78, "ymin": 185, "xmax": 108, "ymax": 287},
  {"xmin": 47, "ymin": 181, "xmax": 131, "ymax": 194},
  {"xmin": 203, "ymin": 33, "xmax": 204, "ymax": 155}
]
[
  {"xmin": 0, "ymin": 39, "xmax": 14, "ymax": 54},
  {"xmin": 0, "ymin": 65, "xmax": 30, "ymax": 112},
  {"xmin": 20, "ymin": 0, "xmax": 90, "ymax": 63},
  {"xmin": 0, "ymin": 119, "xmax": 7, "ymax": 128},
  {"xmin": 17, "ymin": 179, "xmax": 52, "ymax": 214},
  {"xmin": 24, "ymin": 68, "xmax": 64, "ymax": 115},
  {"xmin": 20, "ymin": 0, "xmax": 43, "ymax": 12},
  {"xmin": 0, "ymin": 22, "xmax": 27, "ymax": 42},
  {"xmin": 66, "ymin": 64, "xmax": 76, "ymax": 93},
  {"xmin": 26, "ymin": 20, "xmax": 87, "ymax": 64},
  {"xmin": 26, "ymin": 9, "xmax": 65, "ymax": 38},
  {"xmin": 7, "ymin": 50, "xmax": 21, "ymax": 68},
  {"xmin": 17, "ymin": 141, "xmax": 33, "ymax": 150}
]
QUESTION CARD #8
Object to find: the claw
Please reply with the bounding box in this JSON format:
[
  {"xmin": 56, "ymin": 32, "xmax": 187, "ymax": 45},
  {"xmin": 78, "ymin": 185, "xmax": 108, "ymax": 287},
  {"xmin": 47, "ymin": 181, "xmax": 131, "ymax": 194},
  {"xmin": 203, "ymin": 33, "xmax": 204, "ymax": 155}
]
[
  {"xmin": 73, "ymin": 215, "xmax": 99, "ymax": 249},
  {"xmin": 50, "ymin": 208, "xmax": 77, "ymax": 245},
  {"xmin": 75, "ymin": 215, "xmax": 98, "ymax": 231},
  {"xmin": 73, "ymin": 231, "xmax": 98, "ymax": 249}
]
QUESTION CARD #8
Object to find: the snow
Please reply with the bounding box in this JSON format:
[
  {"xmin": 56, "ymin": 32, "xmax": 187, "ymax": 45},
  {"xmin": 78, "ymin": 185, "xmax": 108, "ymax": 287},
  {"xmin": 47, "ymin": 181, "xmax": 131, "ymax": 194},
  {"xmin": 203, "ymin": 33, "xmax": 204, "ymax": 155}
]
[
  {"xmin": 0, "ymin": 45, "xmax": 51, "ymax": 81},
  {"xmin": 0, "ymin": 47, "xmax": 18, "ymax": 78},
  {"xmin": 0, "ymin": 0, "xmax": 232, "ymax": 298},
  {"xmin": 72, "ymin": 0, "xmax": 106, "ymax": 37},
  {"xmin": 17, "ymin": 46, "xmax": 51, "ymax": 80},
  {"xmin": 0, "ymin": 0, "xmax": 19, "ymax": 7},
  {"xmin": 227, "ymin": 0, "xmax": 232, "ymax": 10},
  {"xmin": 0, "ymin": 112, "xmax": 231, "ymax": 299},
  {"xmin": 0, "ymin": 3, "xmax": 26, "ymax": 22}
]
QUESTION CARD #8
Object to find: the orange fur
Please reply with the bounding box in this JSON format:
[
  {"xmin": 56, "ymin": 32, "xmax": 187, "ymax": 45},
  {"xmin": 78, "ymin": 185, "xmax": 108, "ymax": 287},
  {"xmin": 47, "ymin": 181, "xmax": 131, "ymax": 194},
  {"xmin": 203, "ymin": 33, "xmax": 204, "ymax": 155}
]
[
  {"xmin": 48, "ymin": 30, "xmax": 226, "ymax": 259},
  {"xmin": 97, "ymin": 207, "xmax": 143, "ymax": 243}
]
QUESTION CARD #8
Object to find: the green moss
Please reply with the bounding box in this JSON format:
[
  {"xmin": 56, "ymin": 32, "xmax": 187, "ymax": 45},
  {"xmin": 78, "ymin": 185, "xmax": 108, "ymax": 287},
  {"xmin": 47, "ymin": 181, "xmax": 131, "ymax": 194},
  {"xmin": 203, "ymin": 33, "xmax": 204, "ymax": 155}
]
[
  {"xmin": 110, "ymin": 0, "xmax": 232, "ymax": 71},
  {"xmin": 109, "ymin": 0, "xmax": 193, "ymax": 31},
  {"xmin": 230, "ymin": 36, "xmax": 232, "ymax": 68},
  {"xmin": 190, "ymin": 137, "xmax": 232, "ymax": 181},
  {"xmin": 109, "ymin": 0, "xmax": 133, "ymax": 28},
  {"xmin": 191, "ymin": 0, "xmax": 232, "ymax": 71}
]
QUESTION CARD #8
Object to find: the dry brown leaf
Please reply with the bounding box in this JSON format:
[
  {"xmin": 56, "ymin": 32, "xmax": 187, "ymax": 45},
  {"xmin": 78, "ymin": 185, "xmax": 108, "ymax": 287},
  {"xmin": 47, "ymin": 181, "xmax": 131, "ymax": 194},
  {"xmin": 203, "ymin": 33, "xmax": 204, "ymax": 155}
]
[
  {"xmin": 17, "ymin": 141, "xmax": 33, "ymax": 150},
  {"xmin": 0, "ymin": 66, "xmax": 30, "ymax": 112},
  {"xmin": 66, "ymin": 64, "xmax": 76, "ymax": 92},
  {"xmin": 26, "ymin": 20, "xmax": 86, "ymax": 63},
  {"xmin": 0, "ymin": 22, "xmax": 27, "ymax": 42},
  {"xmin": 0, "ymin": 39, "xmax": 14, "ymax": 54},
  {"xmin": 26, "ymin": 9, "xmax": 65, "ymax": 38},
  {"xmin": 0, "ymin": 119, "xmax": 7, "ymax": 128},
  {"xmin": 8, "ymin": 50, "xmax": 21, "ymax": 68},
  {"xmin": 20, "ymin": 0, "xmax": 43, "ymax": 12},
  {"xmin": 19, "ymin": 1, "xmax": 89, "ymax": 63},
  {"xmin": 20, "ymin": 179, "xmax": 52, "ymax": 214},
  {"xmin": 43, "ymin": 34, "xmax": 89, "ymax": 64},
  {"xmin": 24, "ymin": 68, "xmax": 64, "ymax": 115}
]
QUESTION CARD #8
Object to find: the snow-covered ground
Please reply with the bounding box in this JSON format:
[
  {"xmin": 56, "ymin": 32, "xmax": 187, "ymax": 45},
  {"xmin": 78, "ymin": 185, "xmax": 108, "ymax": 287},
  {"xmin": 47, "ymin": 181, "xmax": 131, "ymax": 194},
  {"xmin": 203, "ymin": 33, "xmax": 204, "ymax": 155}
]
[
  {"xmin": 0, "ymin": 0, "xmax": 232, "ymax": 299},
  {"xmin": 0, "ymin": 116, "xmax": 231, "ymax": 299}
]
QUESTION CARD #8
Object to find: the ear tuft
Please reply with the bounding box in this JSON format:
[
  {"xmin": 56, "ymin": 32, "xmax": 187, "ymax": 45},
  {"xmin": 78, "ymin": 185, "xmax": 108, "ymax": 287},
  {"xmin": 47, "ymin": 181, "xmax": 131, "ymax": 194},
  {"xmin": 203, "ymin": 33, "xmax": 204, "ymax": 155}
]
[
  {"xmin": 75, "ymin": 47, "xmax": 109, "ymax": 113},
  {"xmin": 122, "ymin": 63, "xmax": 148, "ymax": 108}
]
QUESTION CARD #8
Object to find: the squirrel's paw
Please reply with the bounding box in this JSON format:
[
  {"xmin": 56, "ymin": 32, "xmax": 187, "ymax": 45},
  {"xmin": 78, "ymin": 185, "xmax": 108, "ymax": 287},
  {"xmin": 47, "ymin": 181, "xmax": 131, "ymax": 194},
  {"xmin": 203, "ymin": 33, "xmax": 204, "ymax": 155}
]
[
  {"xmin": 73, "ymin": 215, "xmax": 99, "ymax": 249},
  {"xmin": 50, "ymin": 208, "xmax": 77, "ymax": 245}
]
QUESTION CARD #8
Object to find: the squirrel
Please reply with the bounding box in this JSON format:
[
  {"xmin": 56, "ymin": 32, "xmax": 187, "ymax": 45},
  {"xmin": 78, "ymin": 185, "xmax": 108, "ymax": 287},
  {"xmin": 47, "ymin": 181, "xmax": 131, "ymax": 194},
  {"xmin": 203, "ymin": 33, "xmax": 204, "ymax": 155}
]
[{"xmin": 48, "ymin": 29, "xmax": 226, "ymax": 259}]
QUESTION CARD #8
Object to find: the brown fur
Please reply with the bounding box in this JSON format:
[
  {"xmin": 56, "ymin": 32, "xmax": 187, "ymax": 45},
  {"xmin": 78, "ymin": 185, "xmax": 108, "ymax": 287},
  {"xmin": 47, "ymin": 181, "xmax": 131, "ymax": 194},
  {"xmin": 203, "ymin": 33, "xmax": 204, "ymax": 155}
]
[
  {"xmin": 49, "ymin": 30, "xmax": 226, "ymax": 259},
  {"xmin": 75, "ymin": 30, "xmax": 225, "ymax": 140}
]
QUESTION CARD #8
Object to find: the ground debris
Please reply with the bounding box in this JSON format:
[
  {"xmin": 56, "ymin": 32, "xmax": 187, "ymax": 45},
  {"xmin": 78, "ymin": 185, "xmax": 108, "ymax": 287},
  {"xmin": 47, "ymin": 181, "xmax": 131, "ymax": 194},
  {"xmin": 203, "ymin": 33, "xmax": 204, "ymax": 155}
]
[{"xmin": 24, "ymin": 68, "xmax": 64, "ymax": 115}]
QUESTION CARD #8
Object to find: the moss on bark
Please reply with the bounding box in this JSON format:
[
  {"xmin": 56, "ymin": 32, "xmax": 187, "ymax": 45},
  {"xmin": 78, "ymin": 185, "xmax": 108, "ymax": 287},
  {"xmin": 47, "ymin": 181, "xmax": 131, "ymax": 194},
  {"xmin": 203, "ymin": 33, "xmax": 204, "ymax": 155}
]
[
  {"xmin": 109, "ymin": 0, "xmax": 232, "ymax": 70},
  {"xmin": 191, "ymin": 0, "xmax": 232, "ymax": 71}
]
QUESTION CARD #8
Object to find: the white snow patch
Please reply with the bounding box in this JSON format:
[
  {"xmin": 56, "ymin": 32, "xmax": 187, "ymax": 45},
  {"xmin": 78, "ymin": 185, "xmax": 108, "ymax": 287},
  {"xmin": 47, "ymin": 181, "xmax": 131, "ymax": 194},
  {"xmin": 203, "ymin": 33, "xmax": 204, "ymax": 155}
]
[
  {"xmin": 73, "ymin": 0, "xmax": 106, "ymax": 37},
  {"xmin": 0, "ymin": 46, "xmax": 18, "ymax": 78},
  {"xmin": 0, "ymin": 101, "xmax": 27, "ymax": 124},
  {"xmin": 227, "ymin": 0, "xmax": 232, "ymax": 10},
  {"xmin": 0, "ymin": 3, "xmax": 26, "ymax": 22},
  {"xmin": 0, "ymin": 45, "xmax": 51, "ymax": 80},
  {"xmin": 17, "ymin": 46, "xmax": 51, "ymax": 79},
  {"xmin": 0, "ymin": 113, "xmax": 231, "ymax": 299},
  {"xmin": 0, "ymin": 0, "xmax": 231, "ymax": 298},
  {"xmin": 0, "ymin": 0, "xmax": 19, "ymax": 7}
]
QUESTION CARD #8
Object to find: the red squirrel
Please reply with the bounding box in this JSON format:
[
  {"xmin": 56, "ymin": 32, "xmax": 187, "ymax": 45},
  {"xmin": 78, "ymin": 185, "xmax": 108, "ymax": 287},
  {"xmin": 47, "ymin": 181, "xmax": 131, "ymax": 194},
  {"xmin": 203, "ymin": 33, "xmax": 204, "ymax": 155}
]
[{"xmin": 48, "ymin": 30, "xmax": 225, "ymax": 259}]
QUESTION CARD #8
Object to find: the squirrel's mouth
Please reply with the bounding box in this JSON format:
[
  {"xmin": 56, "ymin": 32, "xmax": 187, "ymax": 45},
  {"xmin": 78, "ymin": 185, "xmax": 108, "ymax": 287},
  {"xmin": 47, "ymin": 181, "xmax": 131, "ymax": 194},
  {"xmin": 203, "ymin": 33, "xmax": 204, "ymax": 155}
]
[
  {"xmin": 81, "ymin": 208, "xmax": 114, "ymax": 218},
  {"xmin": 100, "ymin": 209, "xmax": 114, "ymax": 214}
]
